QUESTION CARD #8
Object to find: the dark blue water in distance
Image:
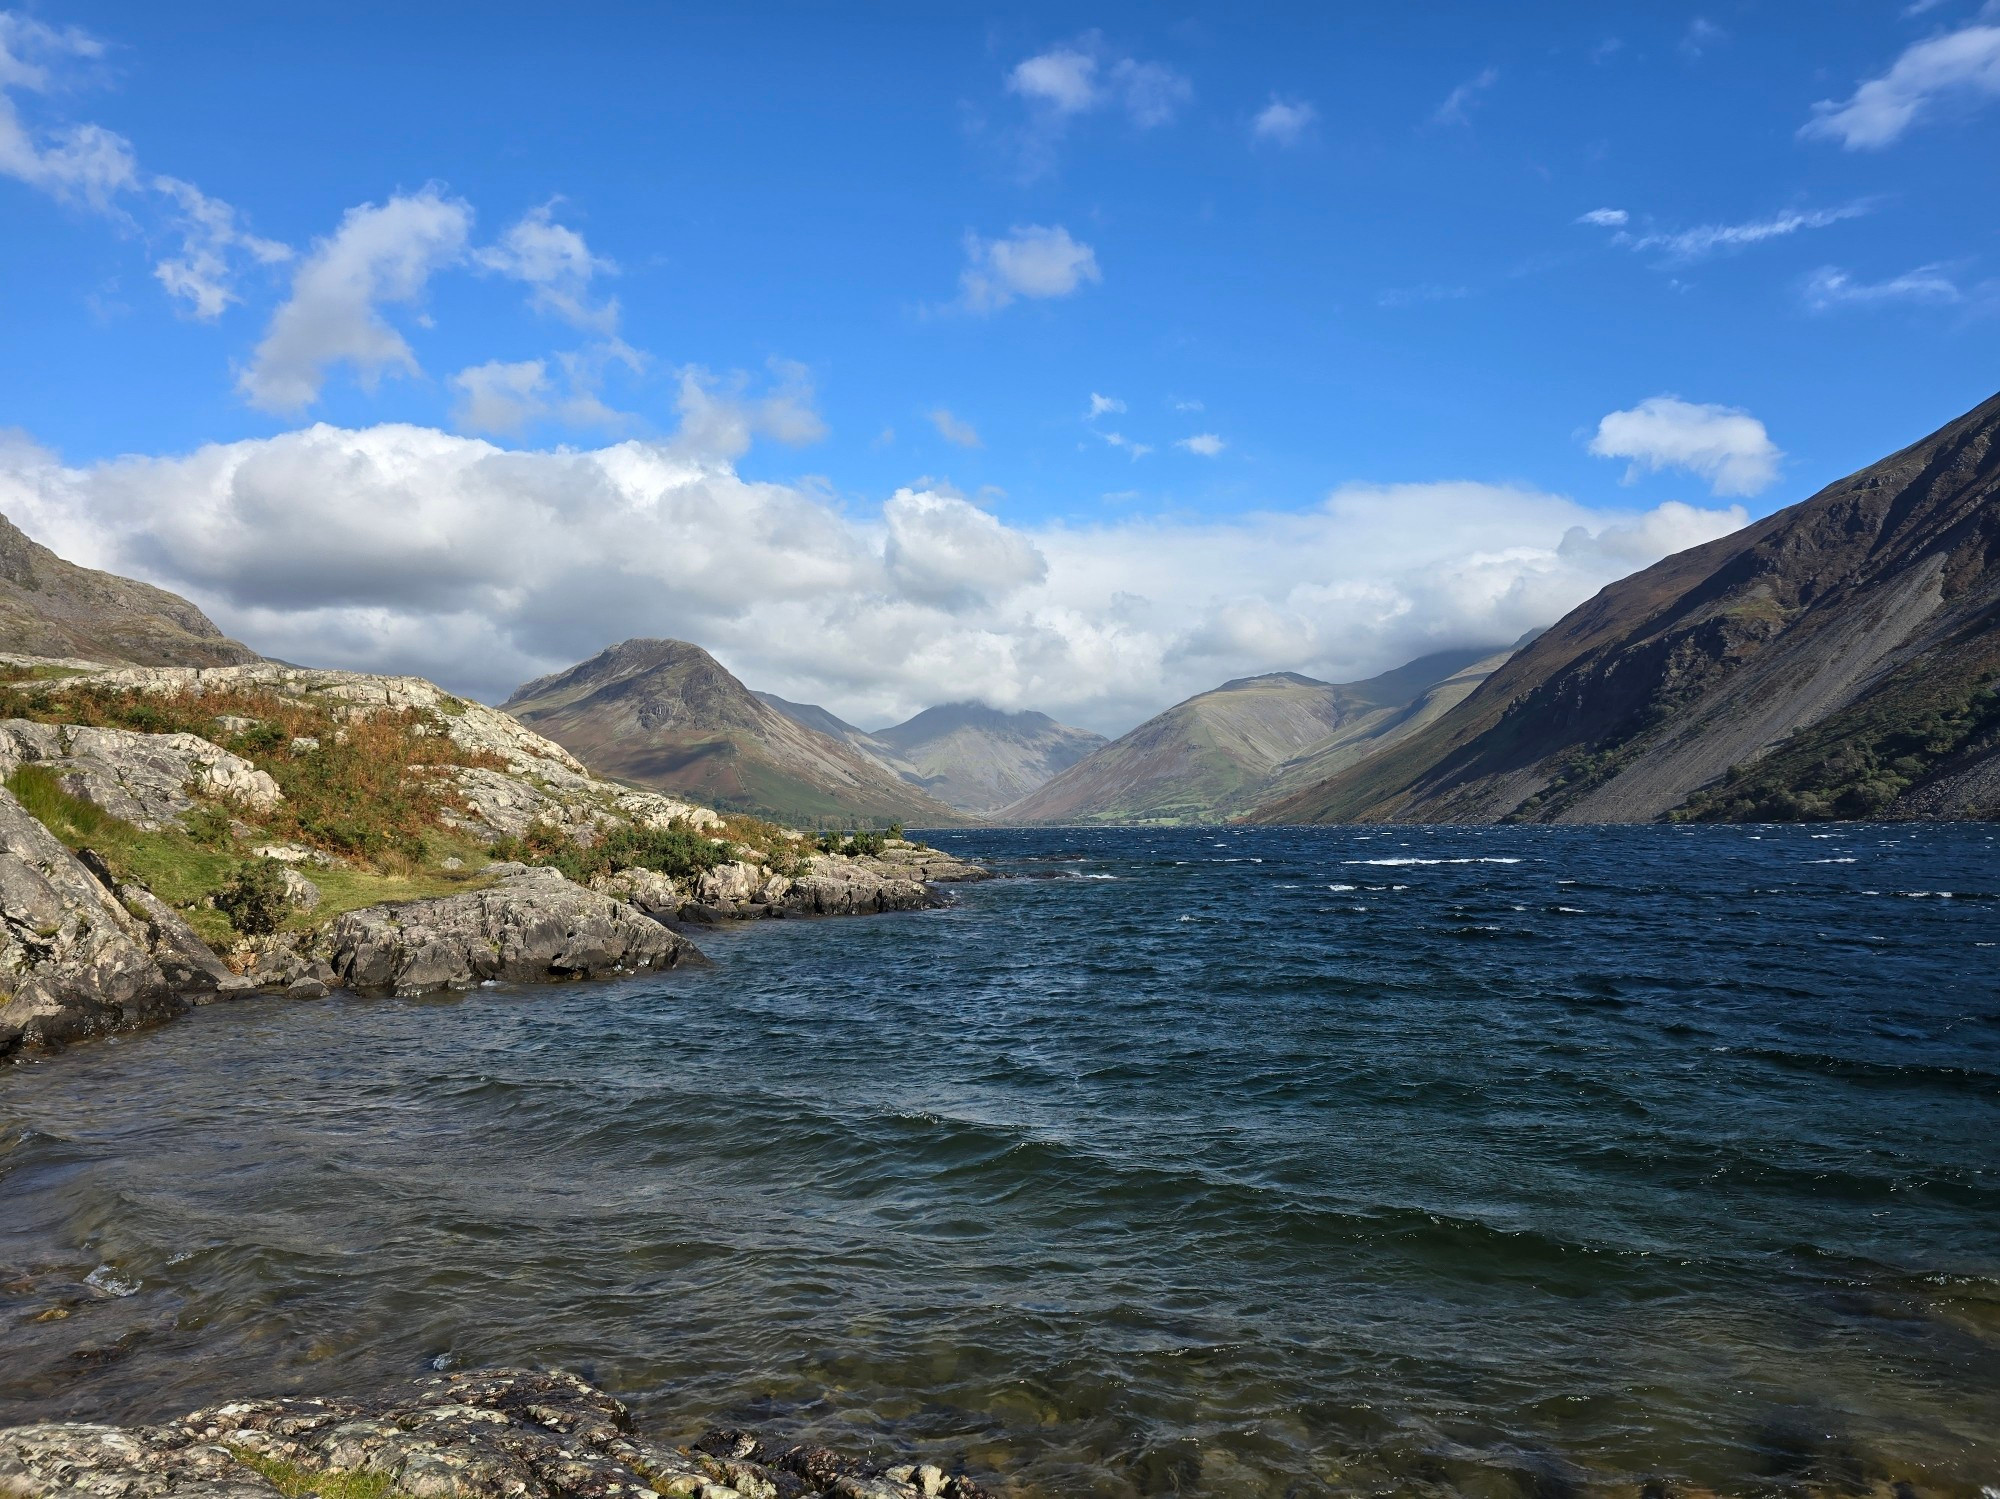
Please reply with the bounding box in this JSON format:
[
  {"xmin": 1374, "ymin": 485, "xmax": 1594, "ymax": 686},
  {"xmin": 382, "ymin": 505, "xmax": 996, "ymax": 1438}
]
[{"xmin": 3, "ymin": 824, "xmax": 1998, "ymax": 1498}]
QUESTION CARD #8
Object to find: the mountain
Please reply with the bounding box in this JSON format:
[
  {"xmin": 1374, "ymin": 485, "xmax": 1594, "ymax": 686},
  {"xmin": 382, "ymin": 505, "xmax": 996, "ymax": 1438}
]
[
  {"xmin": 1251, "ymin": 391, "xmax": 2000, "ymax": 825},
  {"xmin": 503, "ymin": 640, "xmax": 969, "ymax": 826},
  {"xmin": 999, "ymin": 647, "xmax": 1504, "ymax": 825},
  {"xmin": 755, "ymin": 694, "xmax": 1107, "ymax": 816},
  {"xmin": 870, "ymin": 703, "xmax": 1107, "ymax": 816},
  {"xmin": 0, "ymin": 512, "xmax": 257, "ymax": 668}
]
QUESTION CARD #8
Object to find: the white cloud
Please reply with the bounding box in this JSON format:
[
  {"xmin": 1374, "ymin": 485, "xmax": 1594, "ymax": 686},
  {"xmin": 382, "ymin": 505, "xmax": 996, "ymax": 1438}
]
[
  {"xmin": 1252, "ymin": 96, "xmax": 1317, "ymax": 146},
  {"xmin": 1802, "ymin": 23, "xmax": 2000, "ymax": 148},
  {"xmin": 151, "ymin": 175, "xmax": 291, "ymax": 319},
  {"xmin": 1005, "ymin": 35, "xmax": 1190, "ymax": 129},
  {"xmin": 0, "ymin": 14, "xmax": 132, "ymax": 211},
  {"xmin": 1, "ymin": 15, "xmax": 285, "ymax": 311},
  {"xmin": 1087, "ymin": 392, "xmax": 1126, "ymax": 418},
  {"xmin": 1007, "ymin": 45, "xmax": 1098, "ymax": 114},
  {"xmin": 1099, "ymin": 431, "xmax": 1152, "ymax": 460},
  {"xmin": 958, "ymin": 224, "xmax": 1101, "ymax": 312},
  {"xmin": 0, "ymin": 423, "xmax": 1748, "ymax": 735},
  {"xmin": 1802, "ymin": 263, "xmax": 1965, "ymax": 311},
  {"xmin": 1680, "ymin": 17, "xmax": 1727, "ymax": 58},
  {"xmin": 1611, "ymin": 202, "xmax": 1871, "ymax": 262},
  {"xmin": 1432, "ymin": 67, "xmax": 1498, "ymax": 126},
  {"xmin": 928, "ymin": 408, "xmax": 981, "ymax": 448},
  {"xmin": 238, "ymin": 188, "xmax": 473, "ymax": 413},
  {"xmin": 1176, "ymin": 433, "xmax": 1225, "ymax": 456},
  {"xmin": 474, "ymin": 201, "xmax": 618, "ymax": 333},
  {"xmin": 450, "ymin": 359, "xmax": 551, "ymax": 435},
  {"xmin": 1588, "ymin": 396, "xmax": 1782, "ymax": 498},
  {"xmin": 1576, "ymin": 207, "xmax": 1628, "ymax": 227}
]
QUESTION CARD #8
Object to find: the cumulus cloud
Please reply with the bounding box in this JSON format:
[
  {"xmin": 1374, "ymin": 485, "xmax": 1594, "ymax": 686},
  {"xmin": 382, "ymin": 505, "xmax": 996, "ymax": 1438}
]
[
  {"xmin": 1802, "ymin": 263, "xmax": 1966, "ymax": 311},
  {"xmin": 1432, "ymin": 67, "xmax": 1498, "ymax": 126},
  {"xmin": 1576, "ymin": 207, "xmax": 1628, "ymax": 227},
  {"xmin": 238, "ymin": 187, "xmax": 472, "ymax": 413},
  {"xmin": 450, "ymin": 359, "xmax": 551, "ymax": 435},
  {"xmin": 0, "ymin": 423, "xmax": 1748, "ymax": 735},
  {"xmin": 1252, "ymin": 96, "xmax": 1316, "ymax": 146},
  {"xmin": 474, "ymin": 201, "xmax": 618, "ymax": 333},
  {"xmin": 958, "ymin": 224, "xmax": 1100, "ymax": 312},
  {"xmin": 1087, "ymin": 392, "xmax": 1125, "ymax": 418},
  {"xmin": 1588, "ymin": 396, "xmax": 1781, "ymax": 497},
  {"xmin": 928, "ymin": 408, "xmax": 981, "ymax": 448},
  {"xmin": 1802, "ymin": 23, "xmax": 2000, "ymax": 148},
  {"xmin": 1006, "ymin": 35, "xmax": 1190, "ymax": 128},
  {"xmin": 1099, "ymin": 431, "xmax": 1151, "ymax": 460},
  {"xmin": 1601, "ymin": 202, "xmax": 1871, "ymax": 262},
  {"xmin": 1176, "ymin": 433, "xmax": 1225, "ymax": 456}
]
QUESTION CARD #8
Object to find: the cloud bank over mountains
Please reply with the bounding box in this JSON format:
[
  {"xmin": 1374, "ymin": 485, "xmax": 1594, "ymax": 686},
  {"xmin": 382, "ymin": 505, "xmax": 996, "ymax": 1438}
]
[{"xmin": 0, "ymin": 421, "xmax": 1743, "ymax": 736}]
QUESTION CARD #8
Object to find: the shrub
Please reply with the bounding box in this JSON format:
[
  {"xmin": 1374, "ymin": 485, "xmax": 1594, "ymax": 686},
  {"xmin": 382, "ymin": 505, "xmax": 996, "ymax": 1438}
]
[
  {"xmin": 215, "ymin": 859, "xmax": 290, "ymax": 936},
  {"xmin": 490, "ymin": 817, "xmax": 730, "ymax": 885}
]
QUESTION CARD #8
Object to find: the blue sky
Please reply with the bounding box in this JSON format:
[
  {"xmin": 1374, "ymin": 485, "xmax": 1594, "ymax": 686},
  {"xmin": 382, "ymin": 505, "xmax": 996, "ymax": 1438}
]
[{"xmin": 2, "ymin": 3, "xmax": 1996, "ymax": 730}]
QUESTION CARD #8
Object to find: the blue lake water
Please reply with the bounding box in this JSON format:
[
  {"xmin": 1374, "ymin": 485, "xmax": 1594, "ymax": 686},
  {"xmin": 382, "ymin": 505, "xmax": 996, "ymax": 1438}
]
[{"xmin": 3, "ymin": 823, "xmax": 1998, "ymax": 1497}]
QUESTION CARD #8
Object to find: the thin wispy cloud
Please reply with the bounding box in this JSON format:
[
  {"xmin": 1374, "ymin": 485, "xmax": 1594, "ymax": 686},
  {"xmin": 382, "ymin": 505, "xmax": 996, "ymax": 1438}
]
[
  {"xmin": 1802, "ymin": 263, "xmax": 1966, "ymax": 311},
  {"xmin": 1378, "ymin": 283, "xmax": 1472, "ymax": 308},
  {"xmin": 1003, "ymin": 32, "xmax": 1191, "ymax": 169},
  {"xmin": 1590, "ymin": 202, "xmax": 1873, "ymax": 263},
  {"xmin": 1801, "ymin": 21, "xmax": 2000, "ymax": 148},
  {"xmin": 1432, "ymin": 67, "xmax": 1498, "ymax": 126},
  {"xmin": 929, "ymin": 407, "xmax": 982, "ymax": 448},
  {"xmin": 1175, "ymin": 433, "xmax": 1225, "ymax": 456}
]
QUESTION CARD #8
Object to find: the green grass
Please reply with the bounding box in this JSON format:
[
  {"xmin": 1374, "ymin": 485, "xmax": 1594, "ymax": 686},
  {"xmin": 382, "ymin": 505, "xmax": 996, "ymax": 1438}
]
[
  {"xmin": 5, "ymin": 763, "xmax": 495, "ymax": 945},
  {"xmin": 229, "ymin": 1448, "xmax": 407, "ymax": 1499}
]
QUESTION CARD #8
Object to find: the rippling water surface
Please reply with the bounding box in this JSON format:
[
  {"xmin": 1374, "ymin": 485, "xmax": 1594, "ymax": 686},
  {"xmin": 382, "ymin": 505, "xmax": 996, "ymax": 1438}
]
[{"xmin": 4, "ymin": 824, "xmax": 1999, "ymax": 1497}]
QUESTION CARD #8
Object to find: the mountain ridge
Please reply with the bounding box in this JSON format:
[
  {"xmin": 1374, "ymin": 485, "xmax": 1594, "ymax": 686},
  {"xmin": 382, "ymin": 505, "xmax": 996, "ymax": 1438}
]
[{"xmin": 1249, "ymin": 390, "xmax": 2000, "ymax": 825}]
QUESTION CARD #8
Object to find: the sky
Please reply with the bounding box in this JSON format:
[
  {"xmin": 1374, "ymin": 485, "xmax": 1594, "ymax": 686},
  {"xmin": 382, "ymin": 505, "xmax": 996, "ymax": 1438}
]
[{"xmin": 1, "ymin": 2, "xmax": 1996, "ymax": 735}]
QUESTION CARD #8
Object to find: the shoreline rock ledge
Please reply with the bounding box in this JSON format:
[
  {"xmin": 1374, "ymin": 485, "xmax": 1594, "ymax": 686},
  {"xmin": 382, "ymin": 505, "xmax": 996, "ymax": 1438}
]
[{"xmin": 0, "ymin": 1368, "xmax": 996, "ymax": 1499}]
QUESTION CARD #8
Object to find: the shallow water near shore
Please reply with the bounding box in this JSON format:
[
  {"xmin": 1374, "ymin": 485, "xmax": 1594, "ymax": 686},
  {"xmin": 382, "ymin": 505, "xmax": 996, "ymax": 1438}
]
[{"xmin": 3, "ymin": 824, "xmax": 1998, "ymax": 1498}]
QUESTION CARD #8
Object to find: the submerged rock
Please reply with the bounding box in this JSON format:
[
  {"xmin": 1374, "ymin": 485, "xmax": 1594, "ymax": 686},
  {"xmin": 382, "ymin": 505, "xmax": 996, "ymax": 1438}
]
[
  {"xmin": 0, "ymin": 1369, "xmax": 997, "ymax": 1499},
  {"xmin": 321, "ymin": 865, "xmax": 707, "ymax": 996}
]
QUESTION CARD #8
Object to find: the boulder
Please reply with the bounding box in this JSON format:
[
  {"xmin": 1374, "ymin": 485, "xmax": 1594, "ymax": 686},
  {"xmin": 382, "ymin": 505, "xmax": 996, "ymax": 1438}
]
[
  {"xmin": 0, "ymin": 719, "xmax": 282, "ymax": 829},
  {"xmin": 0, "ymin": 789, "xmax": 183, "ymax": 1059},
  {"xmin": 115, "ymin": 883, "xmax": 250, "ymax": 999},
  {"xmin": 321, "ymin": 865, "xmax": 708, "ymax": 996}
]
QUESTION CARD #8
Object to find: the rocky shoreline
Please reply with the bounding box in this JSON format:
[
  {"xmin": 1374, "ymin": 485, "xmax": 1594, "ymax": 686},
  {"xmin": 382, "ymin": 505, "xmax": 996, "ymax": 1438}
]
[
  {"xmin": 0, "ymin": 658, "xmax": 989, "ymax": 1063},
  {"xmin": 0, "ymin": 1368, "xmax": 995, "ymax": 1499}
]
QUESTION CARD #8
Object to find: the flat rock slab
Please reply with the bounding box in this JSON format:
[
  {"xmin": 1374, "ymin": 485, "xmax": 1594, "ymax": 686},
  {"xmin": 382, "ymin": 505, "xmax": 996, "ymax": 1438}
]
[{"xmin": 0, "ymin": 1369, "xmax": 996, "ymax": 1499}]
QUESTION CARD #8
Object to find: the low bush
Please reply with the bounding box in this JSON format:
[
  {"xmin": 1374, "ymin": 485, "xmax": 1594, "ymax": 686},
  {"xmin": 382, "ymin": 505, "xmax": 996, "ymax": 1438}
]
[
  {"xmin": 490, "ymin": 818, "xmax": 731, "ymax": 885},
  {"xmin": 214, "ymin": 859, "xmax": 290, "ymax": 936}
]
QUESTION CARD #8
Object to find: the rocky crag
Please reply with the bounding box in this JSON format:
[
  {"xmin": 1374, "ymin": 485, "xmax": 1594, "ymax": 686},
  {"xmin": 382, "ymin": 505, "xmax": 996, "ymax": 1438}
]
[
  {"xmin": 1252, "ymin": 390, "xmax": 2000, "ymax": 825},
  {"xmin": 0, "ymin": 659, "xmax": 985, "ymax": 1062},
  {"xmin": 0, "ymin": 1367, "xmax": 996, "ymax": 1499}
]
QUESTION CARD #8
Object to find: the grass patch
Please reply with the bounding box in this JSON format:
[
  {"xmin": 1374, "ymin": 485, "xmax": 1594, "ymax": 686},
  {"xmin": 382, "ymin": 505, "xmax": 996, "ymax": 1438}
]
[
  {"xmin": 229, "ymin": 1447, "xmax": 407, "ymax": 1499},
  {"xmin": 5, "ymin": 764, "xmax": 495, "ymax": 944}
]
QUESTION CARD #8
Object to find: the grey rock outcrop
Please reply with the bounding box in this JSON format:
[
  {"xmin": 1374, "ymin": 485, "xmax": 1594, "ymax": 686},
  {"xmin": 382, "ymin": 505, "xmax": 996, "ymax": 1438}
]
[
  {"xmin": 321, "ymin": 865, "xmax": 707, "ymax": 996},
  {"xmin": 0, "ymin": 720, "xmax": 282, "ymax": 829},
  {"xmin": 0, "ymin": 788, "xmax": 185, "ymax": 1059},
  {"xmin": 115, "ymin": 883, "xmax": 250, "ymax": 999},
  {"xmin": 0, "ymin": 1368, "xmax": 996, "ymax": 1499}
]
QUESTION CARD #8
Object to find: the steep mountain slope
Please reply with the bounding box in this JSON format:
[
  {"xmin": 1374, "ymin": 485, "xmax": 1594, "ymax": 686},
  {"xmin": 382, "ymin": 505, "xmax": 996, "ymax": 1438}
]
[
  {"xmin": 1252, "ymin": 390, "xmax": 2000, "ymax": 825},
  {"xmin": 1001, "ymin": 648, "xmax": 1499, "ymax": 825},
  {"xmin": 0, "ymin": 512, "xmax": 257, "ymax": 667},
  {"xmin": 871, "ymin": 703, "xmax": 1107, "ymax": 816},
  {"xmin": 504, "ymin": 640, "xmax": 968, "ymax": 826}
]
